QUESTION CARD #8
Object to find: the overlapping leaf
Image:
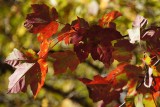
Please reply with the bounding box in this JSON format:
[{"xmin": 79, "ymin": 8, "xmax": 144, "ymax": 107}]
[
  {"xmin": 142, "ymin": 27, "xmax": 160, "ymax": 56},
  {"xmin": 58, "ymin": 17, "xmax": 89, "ymax": 44},
  {"xmin": 5, "ymin": 3, "xmax": 160, "ymax": 107},
  {"xmin": 73, "ymin": 25, "xmax": 123, "ymax": 66},
  {"xmin": 80, "ymin": 63, "xmax": 143, "ymax": 107},
  {"xmin": 113, "ymin": 39, "xmax": 135, "ymax": 62},
  {"xmin": 5, "ymin": 49, "xmax": 48, "ymax": 98},
  {"xmin": 80, "ymin": 75, "xmax": 121, "ymax": 107},
  {"xmin": 50, "ymin": 50, "xmax": 80, "ymax": 74}
]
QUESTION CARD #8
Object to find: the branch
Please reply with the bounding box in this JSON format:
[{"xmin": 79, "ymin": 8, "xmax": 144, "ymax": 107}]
[
  {"xmin": 85, "ymin": 60, "xmax": 104, "ymax": 73},
  {"xmin": 43, "ymin": 84, "xmax": 93, "ymax": 107}
]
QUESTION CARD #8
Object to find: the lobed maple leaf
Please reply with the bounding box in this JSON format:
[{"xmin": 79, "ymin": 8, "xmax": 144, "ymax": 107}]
[
  {"xmin": 24, "ymin": 4, "xmax": 59, "ymax": 42},
  {"xmin": 49, "ymin": 50, "xmax": 80, "ymax": 74},
  {"xmin": 72, "ymin": 25, "xmax": 123, "ymax": 67},
  {"xmin": 5, "ymin": 49, "xmax": 48, "ymax": 98},
  {"xmin": 80, "ymin": 75, "xmax": 121, "ymax": 107},
  {"xmin": 7, "ymin": 3, "xmax": 160, "ymax": 106}
]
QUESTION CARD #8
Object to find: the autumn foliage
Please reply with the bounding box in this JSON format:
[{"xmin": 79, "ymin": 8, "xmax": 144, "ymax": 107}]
[{"xmin": 4, "ymin": 4, "xmax": 160, "ymax": 107}]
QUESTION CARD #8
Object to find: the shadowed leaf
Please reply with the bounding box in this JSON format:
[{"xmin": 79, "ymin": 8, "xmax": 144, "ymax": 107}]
[{"xmin": 50, "ymin": 50, "xmax": 80, "ymax": 74}]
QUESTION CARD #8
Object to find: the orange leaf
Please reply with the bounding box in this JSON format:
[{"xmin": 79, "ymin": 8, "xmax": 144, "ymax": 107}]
[
  {"xmin": 38, "ymin": 39, "xmax": 51, "ymax": 59},
  {"xmin": 58, "ymin": 24, "xmax": 76, "ymax": 44},
  {"xmin": 38, "ymin": 59, "xmax": 48, "ymax": 84},
  {"xmin": 99, "ymin": 11, "xmax": 122, "ymax": 27},
  {"xmin": 32, "ymin": 59, "xmax": 48, "ymax": 98},
  {"xmin": 37, "ymin": 21, "xmax": 59, "ymax": 42}
]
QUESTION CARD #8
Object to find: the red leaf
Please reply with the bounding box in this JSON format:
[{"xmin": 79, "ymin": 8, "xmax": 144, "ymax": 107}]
[
  {"xmin": 24, "ymin": 4, "xmax": 58, "ymax": 33},
  {"xmin": 58, "ymin": 24, "xmax": 76, "ymax": 44},
  {"xmin": 124, "ymin": 64, "xmax": 143, "ymax": 79},
  {"xmin": 96, "ymin": 43, "xmax": 114, "ymax": 67},
  {"xmin": 71, "ymin": 17, "xmax": 89, "ymax": 31},
  {"xmin": 7, "ymin": 49, "xmax": 48, "ymax": 98},
  {"xmin": 24, "ymin": 4, "xmax": 59, "ymax": 41},
  {"xmin": 73, "ymin": 25, "xmax": 122, "ymax": 66},
  {"xmin": 4, "ymin": 48, "xmax": 27, "ymax": 68},
  {"xmin": 154, "ymin": 77, "xmax": 160, "ymax": 91},
  {"xmin": 142, "ymin": 27, "xmax": 160, "ymax": 56},
  {"xmin": 58, "ymin": 17, "xmax": 89, "ymax": 44},
  {"xmin": 32, "ymin": 58, "xmax": 48, "ymax": 97},
  {"xmin": 105, "ymin": 63, "xmax": 143, "ymax": 89},
  {"xmin": 80, "ymin": 75, "xmax": 121, "ymax": 106},
  {"xmin": 104, "ymin": 63, "xmax": 129, "ymax": 88},
  {"xmin": 50, "ymin": 50, "xmax": 80, "ymax": 74},
  {"xmin": 80, "ymin": 64, "xmax": 143, "ymax": 106},
  {"xmin": 113, "ymin": 40, "xmax": 135, "ymax": 62},
  {"xmin": 99, "ymin": 11, "xmax": 122, "ymax": 28},
  {"xmin": 74, "ymin": 42, "xmax": 90, "ymax": 62},
  {"xmin": 79, "ymin": 75, "xmax": 108, "ymax": 85}
]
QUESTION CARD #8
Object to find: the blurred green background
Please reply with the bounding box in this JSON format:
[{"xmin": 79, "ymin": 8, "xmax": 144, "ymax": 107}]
[{"xmin": 0, "ymin": 0, "xmax": 160, "ymax": 107}]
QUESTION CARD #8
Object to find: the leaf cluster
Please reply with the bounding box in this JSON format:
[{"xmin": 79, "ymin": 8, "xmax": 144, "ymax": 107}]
[{"xmin": 4, "ymin": 4, "xmax": 160, "ymax": 107}]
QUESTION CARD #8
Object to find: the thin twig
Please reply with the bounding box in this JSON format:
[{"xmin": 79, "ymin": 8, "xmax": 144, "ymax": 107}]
[
  {"xmin": 153, "ymin": 59, "xmax": 160, "ymax": 66},
  {"xmin": 119, "ymin": 102, "xmax": 125, "ymax": 107}
]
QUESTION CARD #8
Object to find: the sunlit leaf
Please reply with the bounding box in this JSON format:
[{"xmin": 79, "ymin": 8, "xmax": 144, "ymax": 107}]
[{"xmin": 99, "ymin": 11, "xmax": 122, "ymax": 28}]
